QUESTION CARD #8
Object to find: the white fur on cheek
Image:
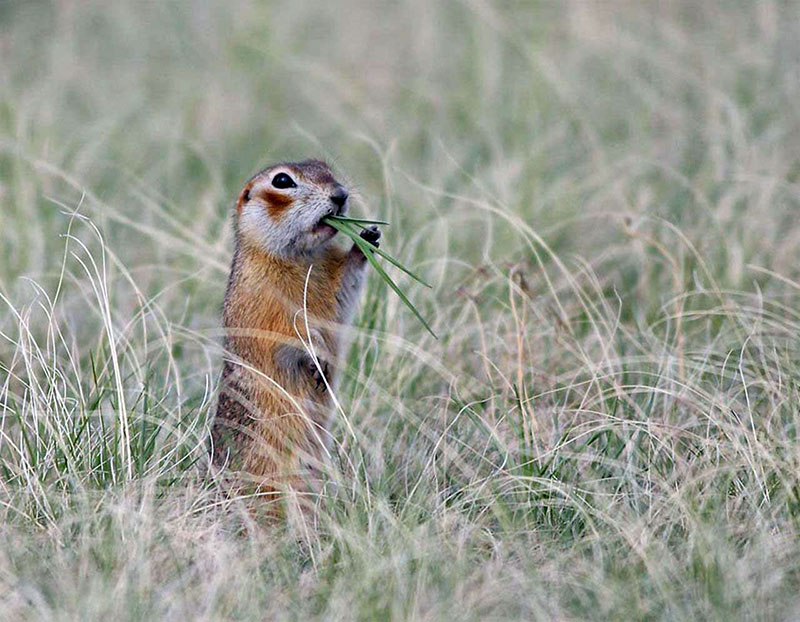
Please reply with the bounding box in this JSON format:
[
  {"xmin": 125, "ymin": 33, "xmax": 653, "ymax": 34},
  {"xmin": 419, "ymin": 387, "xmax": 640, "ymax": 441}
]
[
  {"xmin": 237, "ymin": 186, "xmax": 345, "ymax": 257},
  {"xmin": 238, "ymin": 203, "xmax": 296, "ymax": 256}
]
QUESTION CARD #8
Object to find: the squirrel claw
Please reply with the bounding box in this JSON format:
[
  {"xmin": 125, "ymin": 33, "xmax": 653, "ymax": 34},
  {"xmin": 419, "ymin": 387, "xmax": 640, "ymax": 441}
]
[
  {"xmin": 359, "ymin": 225, "xmax": 381, "ymax": 248},
  {"xmin": 305, "ymin": 357, "xmax": 330, "ymax": 391}
]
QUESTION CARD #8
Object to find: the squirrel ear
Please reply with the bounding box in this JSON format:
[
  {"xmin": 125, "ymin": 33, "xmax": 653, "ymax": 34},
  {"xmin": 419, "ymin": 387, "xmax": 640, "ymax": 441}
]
[{"xmin": 237, "ymin": 185, "xmax": 252, "ymax": 211}]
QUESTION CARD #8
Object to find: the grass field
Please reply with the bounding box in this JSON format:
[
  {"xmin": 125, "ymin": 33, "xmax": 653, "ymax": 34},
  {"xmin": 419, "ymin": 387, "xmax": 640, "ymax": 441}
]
[{"xmin": 2, "ymin": 1, "xmax": 800, "ymax": 619}]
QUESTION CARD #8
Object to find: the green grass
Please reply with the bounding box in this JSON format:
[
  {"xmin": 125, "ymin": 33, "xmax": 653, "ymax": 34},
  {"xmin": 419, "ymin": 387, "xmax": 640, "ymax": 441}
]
[
  {"xmin": 2, "ymin": 1, "xmax": 800, "ymax": 619},
  {"xmin": 323, "ymin": 214, "xmax": 436, "ymax": 337}
]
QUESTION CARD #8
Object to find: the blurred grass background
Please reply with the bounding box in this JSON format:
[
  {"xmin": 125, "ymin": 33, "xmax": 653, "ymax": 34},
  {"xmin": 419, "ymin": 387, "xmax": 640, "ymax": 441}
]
[{"xmin": 2, "ymin": 1, "xmax": 800, "ymax": 619}]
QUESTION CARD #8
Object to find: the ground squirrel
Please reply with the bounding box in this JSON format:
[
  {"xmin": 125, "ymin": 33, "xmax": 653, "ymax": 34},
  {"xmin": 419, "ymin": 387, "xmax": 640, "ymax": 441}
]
[{"xmin": 211, "ymin": 159, "xmax": 379, "ymax": 512}]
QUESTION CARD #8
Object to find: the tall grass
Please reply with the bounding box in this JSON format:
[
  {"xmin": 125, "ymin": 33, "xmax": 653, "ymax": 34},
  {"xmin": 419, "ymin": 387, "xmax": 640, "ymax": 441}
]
[{"xmin": 2, "ymin": 0, "xmax": 800, "ymax": 619}]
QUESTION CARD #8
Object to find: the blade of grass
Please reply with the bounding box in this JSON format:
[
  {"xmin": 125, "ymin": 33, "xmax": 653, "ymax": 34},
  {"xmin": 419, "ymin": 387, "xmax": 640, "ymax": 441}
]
[
  {"xmin": 365, "ymin": 247, "xmax": 438, "ymax": 339},
  {"xmin": 351, "ymin": 233, "xmax": 437, "ymax": 339},
  {"xmin": 324, "ymin": 217, "xmax": 432, "ymax": 288},
  {"xmin": 322, "ymin": 216, "xmax": 436, "ymax": 337},
  {"xmin": 327, "ymin": 215, "xmax": 390, "ymax": 226},
  {"xmin": 325, "ymin": 217, "xmax": 438, "ymax": 339}
]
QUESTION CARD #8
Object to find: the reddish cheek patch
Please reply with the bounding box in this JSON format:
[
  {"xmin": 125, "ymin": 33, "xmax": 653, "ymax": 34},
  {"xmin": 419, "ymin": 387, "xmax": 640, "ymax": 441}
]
[{"xmin": 258, "ymin": 190, "xmax": 293, "ymax": 220}]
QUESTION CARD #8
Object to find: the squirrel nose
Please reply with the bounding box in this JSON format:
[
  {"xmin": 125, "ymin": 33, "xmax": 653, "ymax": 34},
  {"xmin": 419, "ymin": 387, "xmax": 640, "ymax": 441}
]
[{"xmin": 330, "ymin": 187, "xmax": 348, "ymax": 210}]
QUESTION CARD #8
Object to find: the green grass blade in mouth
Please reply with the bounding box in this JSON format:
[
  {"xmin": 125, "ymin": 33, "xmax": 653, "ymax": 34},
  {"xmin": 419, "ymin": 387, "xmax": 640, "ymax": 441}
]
[
  {"xmin": 322, "ymin": 215, "xmax": 437, "ymax": 338},
  {"xmin": 325, "ymin": 215, "xmax": 390, "ymax": 226},
  {"xmin": 324, "ymin": 217, "xmax": 432, "ymax": 288}
]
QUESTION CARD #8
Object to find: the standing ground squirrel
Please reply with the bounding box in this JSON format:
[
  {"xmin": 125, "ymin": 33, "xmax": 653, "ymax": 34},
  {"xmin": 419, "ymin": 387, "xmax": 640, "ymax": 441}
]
[{"xmin": 211, "ymin": 159, "xmax": 379, "ymax": 512}]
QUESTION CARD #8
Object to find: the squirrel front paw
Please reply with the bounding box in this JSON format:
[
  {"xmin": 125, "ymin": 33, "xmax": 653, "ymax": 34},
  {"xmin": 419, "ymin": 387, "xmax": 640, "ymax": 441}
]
[
  {"xmin": 351, "ymin": 226, "xmax": 381, "ymax": 261},
  {"xmin": 359, "ymin": 225, "xmax": 381, "ymax": 248},
  {"xmin": 274, "ymin": 340, "xmax": 332, "ymax": 392},
  {"xmin": 303, "ymin": 355, "xmax": 331, "ymax": 391}
]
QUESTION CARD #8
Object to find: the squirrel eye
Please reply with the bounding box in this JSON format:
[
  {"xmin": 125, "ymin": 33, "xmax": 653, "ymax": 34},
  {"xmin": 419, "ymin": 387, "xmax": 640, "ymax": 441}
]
[{"xmin": 271, "ymin": 173, "xmax": 296, "ymax": 189}]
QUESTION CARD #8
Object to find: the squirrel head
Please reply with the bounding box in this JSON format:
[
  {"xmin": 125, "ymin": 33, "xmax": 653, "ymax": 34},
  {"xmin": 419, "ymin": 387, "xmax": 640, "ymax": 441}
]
[{"xmin": 235, "ymin": 159, "xmax": 349, "ymax": 257}]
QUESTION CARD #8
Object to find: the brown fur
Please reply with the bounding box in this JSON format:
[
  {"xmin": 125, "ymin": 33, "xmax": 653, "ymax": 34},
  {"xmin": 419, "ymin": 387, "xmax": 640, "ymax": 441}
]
[
  {"xmin": 212, "ymin": 244, "xmax": 351, "ymax": 513},
  {"xmin": 212, "ymin": 161, "xmax": 361, "ymax": 517},
  {"xmin": 291, "ymin": 159, "xmax": 336, "ymax": 185}
]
